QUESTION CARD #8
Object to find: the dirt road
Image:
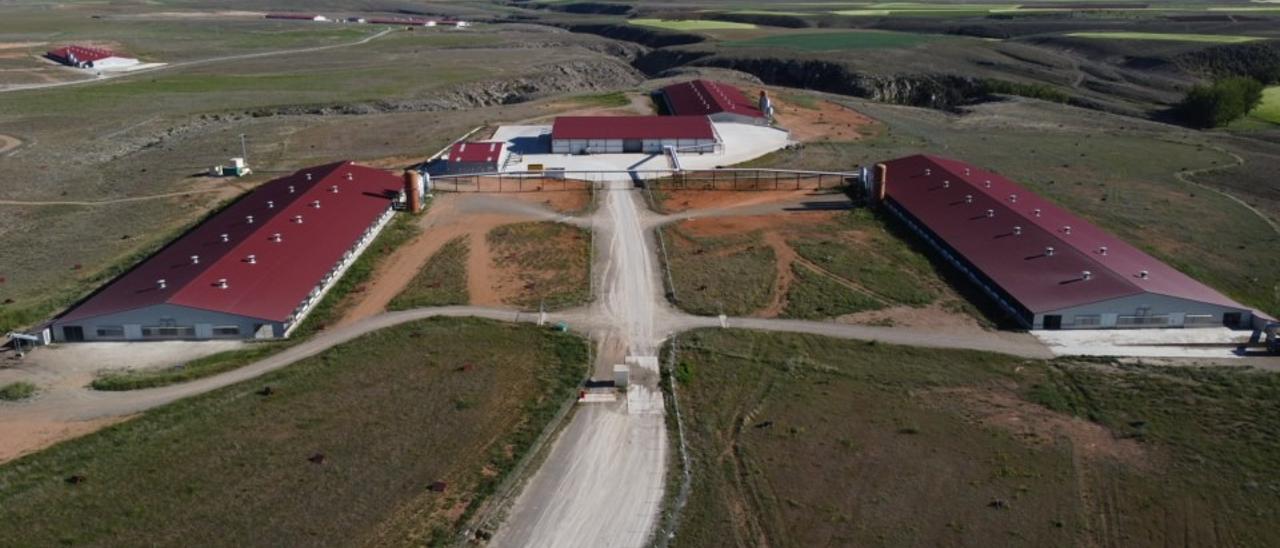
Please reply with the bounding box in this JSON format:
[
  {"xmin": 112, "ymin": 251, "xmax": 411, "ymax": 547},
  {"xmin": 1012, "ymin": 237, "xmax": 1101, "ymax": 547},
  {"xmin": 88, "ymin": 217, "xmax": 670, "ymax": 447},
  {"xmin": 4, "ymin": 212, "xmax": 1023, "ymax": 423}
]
[{"xmin": 493, "ymin": 186, "xmax": 670, "ymax": 548}]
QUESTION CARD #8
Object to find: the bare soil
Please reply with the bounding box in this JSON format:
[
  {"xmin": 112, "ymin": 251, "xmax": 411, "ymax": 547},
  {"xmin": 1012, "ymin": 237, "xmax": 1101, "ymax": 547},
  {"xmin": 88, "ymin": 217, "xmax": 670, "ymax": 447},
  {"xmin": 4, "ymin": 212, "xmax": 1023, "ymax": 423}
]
[
  {"xmin": 767, "ymin": 93, "xmax": 881, "ymax": 143},
  {"xmin": 335, "ymin": 190, "xmax": 591, "ymax": 325},
  {"xmin": 0, "ymin": 134, "xmax": 21, "ymax": 155},
  {"xmin": 926, "ymin": 387, "xmax": 1148, "ymax": 467},
  {"xmin": 658, "ymin": 188, "xmax": 818, "ymax": 214},
  {"xmin": 0, "ymin": 415, "xmax": 129, "ymax": 463}
]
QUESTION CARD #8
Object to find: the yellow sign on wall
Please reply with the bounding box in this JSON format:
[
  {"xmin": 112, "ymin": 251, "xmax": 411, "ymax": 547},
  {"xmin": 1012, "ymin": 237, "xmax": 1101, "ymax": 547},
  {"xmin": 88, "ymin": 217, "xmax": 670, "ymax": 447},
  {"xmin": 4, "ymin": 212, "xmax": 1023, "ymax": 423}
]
[{"xmin": 527, "ymin": 163, "xmax": 544, "ymax": 171}]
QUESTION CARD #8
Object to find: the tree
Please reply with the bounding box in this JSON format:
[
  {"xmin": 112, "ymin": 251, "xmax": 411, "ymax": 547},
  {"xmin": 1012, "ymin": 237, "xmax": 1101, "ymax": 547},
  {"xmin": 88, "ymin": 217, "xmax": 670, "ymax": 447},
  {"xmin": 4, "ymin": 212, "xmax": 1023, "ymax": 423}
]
[{"xmin": 1176, "ymin": 76, "xmax": 1265, "ymax": 128}]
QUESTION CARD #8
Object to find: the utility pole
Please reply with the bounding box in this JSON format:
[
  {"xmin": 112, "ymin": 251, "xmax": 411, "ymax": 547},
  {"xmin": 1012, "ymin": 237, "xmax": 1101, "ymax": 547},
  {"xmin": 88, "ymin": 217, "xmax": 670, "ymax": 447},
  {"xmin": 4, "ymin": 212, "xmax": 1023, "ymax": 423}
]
[{"xmin": 239, "ymin": 133, "xmax": 248, "ymax": 162}]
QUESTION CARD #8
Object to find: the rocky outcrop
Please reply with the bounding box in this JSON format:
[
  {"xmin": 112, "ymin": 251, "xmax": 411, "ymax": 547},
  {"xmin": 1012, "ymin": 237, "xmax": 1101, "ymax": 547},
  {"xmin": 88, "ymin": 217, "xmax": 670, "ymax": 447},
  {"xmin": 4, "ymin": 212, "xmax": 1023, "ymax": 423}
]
[
  {"xmin": 249, "ymin": 58, "xmax": 644, "ymax": 116},
  {"xmin": 635, "ymin": 52, "xmax": 986, "ymax": 110}
]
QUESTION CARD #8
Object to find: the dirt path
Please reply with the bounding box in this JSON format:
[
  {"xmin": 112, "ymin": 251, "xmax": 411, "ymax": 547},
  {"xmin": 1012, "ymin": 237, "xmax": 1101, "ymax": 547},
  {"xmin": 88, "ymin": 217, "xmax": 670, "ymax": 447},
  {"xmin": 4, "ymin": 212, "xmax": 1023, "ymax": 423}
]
[
  {"xmin": 0, "ymin": 306, "xmax": 568, "ymax": 464},
  {"xmin": 755, "ymin": 232, "xmax": 795, "ymax": 318},
  {"xmin": 0, "ymin": 186, "xmax": 232, "ymax": 206},
  {"xmin": 468, "ymin": 230, "xmax": 502, "ymax": 306},
  {"xmin": 1173, "ymin": 146, "xmax": 1280, "ymax": 237}
]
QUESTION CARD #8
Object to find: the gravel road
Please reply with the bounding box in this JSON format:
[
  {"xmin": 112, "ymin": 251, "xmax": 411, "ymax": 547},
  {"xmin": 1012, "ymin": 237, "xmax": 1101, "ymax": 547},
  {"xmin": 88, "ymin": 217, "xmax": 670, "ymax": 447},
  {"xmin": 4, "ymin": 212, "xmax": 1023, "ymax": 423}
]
[{"xmin": 492, "ymin": 185, "xmax": 669, "ymax": 548}]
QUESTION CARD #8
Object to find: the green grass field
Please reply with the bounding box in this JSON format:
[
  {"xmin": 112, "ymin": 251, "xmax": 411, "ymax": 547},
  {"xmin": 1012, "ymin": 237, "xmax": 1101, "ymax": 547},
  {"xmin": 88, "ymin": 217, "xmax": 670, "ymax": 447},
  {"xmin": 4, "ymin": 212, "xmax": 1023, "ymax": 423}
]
[
  {"xmin": 389, "ymin": 236, "xmax": 471, "ymax": 310},
  {"xmin": 666, "ymin": 329, "xmax": 1280, "ymax": 547},
  {"xmin": 1065, "ymin": 31, "xmax": 1265, "ymax": 43},
  {"xmin": 1250, "ymin": 86, "xmax": 1280, "ymax": 124},
  {"xmin": 629, "ymin": 18, "xmax": 758, "ymax": 31},
  {"xmin": 725, "ymin": 30, "xmax": 937, "ymax": 50},
  {"xmin": 0, "ymin": 318, "xmax": 588, "ymax": 546}
]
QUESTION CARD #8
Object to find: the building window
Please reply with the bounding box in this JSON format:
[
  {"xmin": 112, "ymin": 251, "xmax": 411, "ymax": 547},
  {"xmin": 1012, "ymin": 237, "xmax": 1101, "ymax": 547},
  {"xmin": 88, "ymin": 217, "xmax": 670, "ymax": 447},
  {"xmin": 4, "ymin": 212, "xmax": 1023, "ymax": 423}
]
[
  {"xmin": 142, "ymin": 325, "xmax": 195, "ymax": 338},
  {"xmin": 212, "ymin": 326, "xmax": 241, "ymax": 337},
  {"xmin": 1117, "ymin": 315, "xmax": 1169, "ymax": 327},
  {"xmin": 95, "ymin": 326, "xmax": 125, "ymax": 338},
  {"xmin": 1074, "ymin": 315, "xmax": 1102, "ymax": 327},
  {"xmin": 1184, "ymin": 314, "xmax": 1216, "ymax": 326}
]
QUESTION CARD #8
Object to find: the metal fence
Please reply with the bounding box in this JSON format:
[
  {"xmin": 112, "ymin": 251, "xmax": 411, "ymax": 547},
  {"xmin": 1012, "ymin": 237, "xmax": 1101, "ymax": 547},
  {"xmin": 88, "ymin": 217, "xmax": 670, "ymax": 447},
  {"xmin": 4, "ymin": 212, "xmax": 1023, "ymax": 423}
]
[{"xmin": 429, "ymin": 168, "xmax": 856, "ymax": 193}]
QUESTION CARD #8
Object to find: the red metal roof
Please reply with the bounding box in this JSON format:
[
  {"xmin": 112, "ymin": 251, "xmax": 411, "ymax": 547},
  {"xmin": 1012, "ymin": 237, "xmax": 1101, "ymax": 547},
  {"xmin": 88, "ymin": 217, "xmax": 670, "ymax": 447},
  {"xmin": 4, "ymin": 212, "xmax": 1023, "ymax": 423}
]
[
  {"xmin": 551, "ymin": 115, "xmax": 715, "ymax": 140},
  {"xmin": 450, "ymin": 141, "xmax": 504, "ymax": 164},
  {"xmin": 882, "ymin": 154, "xmax": 1249, "ymax": 314},
  {"xmin": 47, "ymin": 45, "xmax": 116, "ymax": 64},
  {"xmin": 57, "ymin": 162, "xmax": 401, "ymax": 324},
  {"xmin": 661, "ymin": 80, "xmax": 764, "ymax": 119}
]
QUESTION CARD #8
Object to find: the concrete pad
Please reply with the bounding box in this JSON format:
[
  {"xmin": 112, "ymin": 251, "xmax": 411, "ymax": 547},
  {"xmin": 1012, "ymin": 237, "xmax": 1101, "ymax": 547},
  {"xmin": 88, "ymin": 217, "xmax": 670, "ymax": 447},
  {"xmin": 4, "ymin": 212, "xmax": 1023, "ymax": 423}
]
[
  {"xmin": 1033, "ymin": 327, "xmax": 1251, "ymax": 359},
  {"xmin": 490, "ymin": 121, "xmax": 791, "ymax": 181}
]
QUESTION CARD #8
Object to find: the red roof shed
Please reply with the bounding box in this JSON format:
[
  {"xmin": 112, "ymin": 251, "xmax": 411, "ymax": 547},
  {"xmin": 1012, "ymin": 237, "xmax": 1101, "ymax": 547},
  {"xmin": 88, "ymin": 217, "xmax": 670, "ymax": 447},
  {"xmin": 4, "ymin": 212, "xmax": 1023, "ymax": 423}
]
[
  {"xmin": 450, "ymin": 141, "xmax": 504, "ymax": 164},
  {"xmin": 47, "ymin": 45, "xmax": 116, "ymax": 65},
  {"xmin": 880, "ymin": 154, "xmax": 1249, "ymax": 317},
  {"xmin": 661, "ymin": 80, "xmax": 764, "ymax": 119},
  {"xmin": 56, "ymin": 162, "xmax": 401, "ymax": 325}
]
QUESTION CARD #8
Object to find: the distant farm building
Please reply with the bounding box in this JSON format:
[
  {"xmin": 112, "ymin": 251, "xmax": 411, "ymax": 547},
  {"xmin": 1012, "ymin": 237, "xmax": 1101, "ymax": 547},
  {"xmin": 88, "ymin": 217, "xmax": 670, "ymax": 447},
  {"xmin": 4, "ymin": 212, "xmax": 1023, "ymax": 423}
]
[
  {"xmin": 874, "ymin": 154, "xmax": 1258, "ymax": 330},
  {"xmin": 659, "ymin": 80, "xmax": 769, "ymax": 124},
  {"xmin": 265, "ymin": 13, "xmax": 329, "ymax": 22},
  {"xmin": 551, "ymin": 115, "xmax": 719, "ymax": 155},
  {"xmin": 46, "ymin": 45, "xmax": 138, "ymax": 70},
  {"xmin": 50, "ymin": 162, "xmax": 403, "ymax": 342},
  {"xmin": 446, "ymin": 141, "xmax": 505, "ymax": 174},
  {"xmin": 366, "ymin": 16, "xmax": 435, "ymax": 26}
]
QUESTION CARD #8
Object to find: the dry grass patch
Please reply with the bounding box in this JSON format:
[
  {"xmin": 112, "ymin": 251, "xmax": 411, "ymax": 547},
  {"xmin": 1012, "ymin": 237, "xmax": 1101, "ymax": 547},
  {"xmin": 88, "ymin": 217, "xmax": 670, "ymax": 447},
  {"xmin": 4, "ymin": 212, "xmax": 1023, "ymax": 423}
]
[{"xmin": 487, "ymin": 222, "xmax": 591, "ymax": 310}]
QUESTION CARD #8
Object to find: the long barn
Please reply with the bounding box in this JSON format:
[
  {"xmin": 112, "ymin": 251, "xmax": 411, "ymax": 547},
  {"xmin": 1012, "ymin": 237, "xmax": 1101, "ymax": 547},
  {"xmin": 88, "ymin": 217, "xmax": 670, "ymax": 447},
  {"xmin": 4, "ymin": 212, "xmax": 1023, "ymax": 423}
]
[
  {"xmin": 50, "ymin": 162, "xmax": 403, "ymax": 342},
  {"xmin": 550, "ymin": 115, "xmax": 719, "ymax": 155},
  {"xmin": 875, "ymin": 154, "xmax": 1259, "ymax": 330}
]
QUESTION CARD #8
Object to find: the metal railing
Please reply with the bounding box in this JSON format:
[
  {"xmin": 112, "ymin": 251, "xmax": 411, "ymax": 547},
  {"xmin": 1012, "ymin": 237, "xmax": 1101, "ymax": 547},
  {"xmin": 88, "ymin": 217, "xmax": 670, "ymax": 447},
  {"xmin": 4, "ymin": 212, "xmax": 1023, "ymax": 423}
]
[{"xmin": 430, "ymin": 168, "xmax": 857, "ymax": 193}]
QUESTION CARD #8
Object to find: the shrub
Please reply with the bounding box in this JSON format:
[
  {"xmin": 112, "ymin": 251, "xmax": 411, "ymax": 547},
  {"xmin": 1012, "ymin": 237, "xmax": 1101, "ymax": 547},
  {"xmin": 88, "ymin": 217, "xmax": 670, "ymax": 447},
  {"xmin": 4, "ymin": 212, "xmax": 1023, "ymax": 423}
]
[
  {"xmin": 0, "ymin": 381, "xmax": 37, "ymax": 401},
  {"xmin": 1176, "ymin": 76, "xmax": 1265, "ymax": 128}
]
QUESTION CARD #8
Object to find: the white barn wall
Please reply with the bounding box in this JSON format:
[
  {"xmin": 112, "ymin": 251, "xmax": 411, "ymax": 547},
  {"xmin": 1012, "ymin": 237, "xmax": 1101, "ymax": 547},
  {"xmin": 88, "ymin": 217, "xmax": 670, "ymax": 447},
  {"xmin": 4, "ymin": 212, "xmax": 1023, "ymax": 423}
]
[{"xmin": 1036, "ymin": 293, "xmax": 1254, "ymax": 330}]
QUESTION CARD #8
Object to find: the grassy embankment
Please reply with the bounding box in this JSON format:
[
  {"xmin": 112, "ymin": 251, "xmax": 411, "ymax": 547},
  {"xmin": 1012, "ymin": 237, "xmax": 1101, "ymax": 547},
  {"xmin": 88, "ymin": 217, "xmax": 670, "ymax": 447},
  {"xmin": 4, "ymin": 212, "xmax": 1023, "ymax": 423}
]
[
  {"xmin": 389, "ymin": 236, "xmax": 470, "ymax": 310},
  {"xmin": 89, "ymin": 214, "xmax": 421, "ymax": 391},
  {"xmin": 0, "ymin": 318, "xmax": 588, "ymax": 546},
  {"xmin": 487, "ymin": 222, "xmax": 591, "ymax": 310},
  {"xmin": 666, "ymin": 328, "xmax": 1280, "ymax": 547}
]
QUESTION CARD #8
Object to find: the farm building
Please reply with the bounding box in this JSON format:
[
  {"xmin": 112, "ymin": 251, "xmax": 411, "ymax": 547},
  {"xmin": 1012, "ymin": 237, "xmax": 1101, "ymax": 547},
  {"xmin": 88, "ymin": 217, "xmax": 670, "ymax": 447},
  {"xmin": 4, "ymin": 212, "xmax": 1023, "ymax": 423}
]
[
  {"xmin": 550, "ymin": 115, "xmax": 719, "ymax": 155},
  {"xmin": 265, "ymin": 13, "xmax": 329, "ymax": 22},
  {"xmin": 46, "ymin": 45, "xmax": 138, "ymax": 70},
  {"xmin": 874, "ymin": 154, "xmax": 1258, "ymax": 330},
  {"xmin": 659, "ymin": 79, "xmax": 769, "ymax": 124},
  {"xmin": 49, "ymin": 162, "xmax": 403, "ymax": 342},
  {"xmin": 446, "ymin": 141, "xmax": 505, "ymax": 174}
]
